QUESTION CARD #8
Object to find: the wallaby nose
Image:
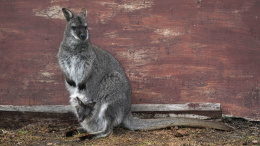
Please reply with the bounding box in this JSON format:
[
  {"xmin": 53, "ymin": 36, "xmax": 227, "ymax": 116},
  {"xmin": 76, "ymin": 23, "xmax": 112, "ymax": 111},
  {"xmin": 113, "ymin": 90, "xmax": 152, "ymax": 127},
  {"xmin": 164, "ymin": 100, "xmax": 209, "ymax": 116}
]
[{"xmin": 80, "ymin": 34, "xmax": 86, "ymax": 40}]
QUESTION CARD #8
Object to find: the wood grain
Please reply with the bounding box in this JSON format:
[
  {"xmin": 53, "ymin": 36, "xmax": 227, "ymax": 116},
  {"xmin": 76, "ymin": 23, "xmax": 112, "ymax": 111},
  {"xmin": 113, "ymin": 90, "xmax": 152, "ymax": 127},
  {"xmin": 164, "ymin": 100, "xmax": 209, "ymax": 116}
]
[
  {"xmin": 0, "ymin": 0, "xmax": 259, "ymax": 120},
  {"xmin": 0, "ymin": 103, "xmax": 222, "ymax": 119}
]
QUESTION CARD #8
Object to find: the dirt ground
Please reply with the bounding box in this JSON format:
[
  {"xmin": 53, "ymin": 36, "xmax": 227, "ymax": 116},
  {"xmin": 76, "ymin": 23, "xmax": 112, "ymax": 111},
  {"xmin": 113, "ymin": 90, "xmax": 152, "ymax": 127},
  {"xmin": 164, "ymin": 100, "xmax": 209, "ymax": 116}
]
[{"xmin": 0, "ymin": 118, "xmax": 259, "ymax": 146}]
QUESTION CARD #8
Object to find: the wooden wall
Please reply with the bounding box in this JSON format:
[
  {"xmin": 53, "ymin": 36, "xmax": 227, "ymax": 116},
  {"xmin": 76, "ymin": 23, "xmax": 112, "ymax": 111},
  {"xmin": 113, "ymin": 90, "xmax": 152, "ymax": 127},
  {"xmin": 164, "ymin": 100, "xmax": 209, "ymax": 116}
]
[{"xmin": 0, "ymin": 0, "xmax": 260, "ymax": 121}]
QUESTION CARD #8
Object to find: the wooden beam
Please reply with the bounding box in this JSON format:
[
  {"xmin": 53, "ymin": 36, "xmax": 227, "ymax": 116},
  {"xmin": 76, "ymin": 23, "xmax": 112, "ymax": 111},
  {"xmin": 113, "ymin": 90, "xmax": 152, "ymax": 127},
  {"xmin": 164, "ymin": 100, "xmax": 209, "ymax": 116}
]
[
  {"xmin": 0, "ymin": 103, "xmax": 220, "ymax": 113},
  {"xmin": 0, "ymin": 105, "xmax": 72, "ymax": 113},
  {"xmin": 0, "ymin": 103, "xmax": 222, "ymax": 128},
  {"xmin": 131, "ymin": 103, "xmax": 221, "ymax": 120},
  {"xmin": 131, "ymin": 103, "xmax": 221, "ymax": 112},
  {"xmin": 0, "ymin": 103, "xmax": 222, "ymax": 125}
]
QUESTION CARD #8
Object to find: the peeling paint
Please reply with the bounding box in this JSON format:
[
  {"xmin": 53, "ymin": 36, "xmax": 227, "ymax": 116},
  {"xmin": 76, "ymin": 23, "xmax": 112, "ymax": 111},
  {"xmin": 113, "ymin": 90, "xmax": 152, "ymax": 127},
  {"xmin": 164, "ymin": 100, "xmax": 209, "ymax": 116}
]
[
  {"xmin": 0, "ymin": 28, "xmax": 22, "ymax": 39},
  {"xmin": 104, "ymin": 31, "xmax": 118, "ymax": 38},
  {"xmin": 33, "ymin": 6, "xmax": 64, "ymax": 19},
  {"xmin": 155, "ymin": 28, "xmax": 183, "ymax": 36},
  {"xmin": 94, "ymin": 0, "xmax": 154, "ymax": 24},
  {"xmin": 37, "ymin": 71, "xmax": 56, "ymax": 83},
  {"xmin": 41, "ymin": 72, "xmax": 55, "ymax": 78},
  {"xmin": 133, "ymin": 90, "xmax": 163, "ymax": 99},
  {"xmin": 96, "ymin": 0, "xmax": 154, "ymax": 12},
  {"xmin": 22, "ymin": 80, "xmax": 29, "ymax": 90},
  {"xmin": 99, "ymin": 12, "xmax": 115, "ymax": 24},
  {"xmin": 94, "ymin": 1, "xmax": 118, "ymax": 6},
  {"xmin": 120, "ymin": 1, "xmax": 153, "ymax": 12},
  {"xmin": 37, "ymin": 79, "xmax": 56, "ymax": 83},
  {"xmin": 241, "ymin": 0, "xmax": 254, "ymax": 12},
  {"xmin": 119, "ymin": 48, "xmax": 151, "ymax": 66},
  {"xmin": 50, "ymin": 0, "xmax": 69, "ymax": 3}
]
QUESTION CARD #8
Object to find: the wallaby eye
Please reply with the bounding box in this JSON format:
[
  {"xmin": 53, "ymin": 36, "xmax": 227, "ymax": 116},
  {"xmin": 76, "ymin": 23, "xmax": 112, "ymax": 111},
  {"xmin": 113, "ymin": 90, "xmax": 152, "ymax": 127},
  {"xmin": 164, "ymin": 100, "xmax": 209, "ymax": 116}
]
[
  {"xmin": 71, "ymin": 26, "xmax": 76, "ymax": 30},
  {"xmin": 84, "ymin": 26, "xmax": 88, "ymax": 30}
]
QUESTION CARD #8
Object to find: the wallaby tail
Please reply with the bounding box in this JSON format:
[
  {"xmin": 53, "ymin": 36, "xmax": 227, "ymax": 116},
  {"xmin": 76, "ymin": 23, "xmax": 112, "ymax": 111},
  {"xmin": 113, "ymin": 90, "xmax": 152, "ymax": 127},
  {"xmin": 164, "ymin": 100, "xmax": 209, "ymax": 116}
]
[{"xmin": 122, "ymin": 113, "xmax": 234, "ymax": 131}]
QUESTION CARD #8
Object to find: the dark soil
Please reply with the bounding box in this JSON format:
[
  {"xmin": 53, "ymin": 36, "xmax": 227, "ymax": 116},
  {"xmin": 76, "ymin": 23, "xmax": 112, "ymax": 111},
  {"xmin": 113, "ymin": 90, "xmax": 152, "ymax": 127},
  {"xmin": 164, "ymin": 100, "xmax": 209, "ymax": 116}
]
[{"xmin": 0, "ymin": 118, "xmax": 259, "ymax": 146}]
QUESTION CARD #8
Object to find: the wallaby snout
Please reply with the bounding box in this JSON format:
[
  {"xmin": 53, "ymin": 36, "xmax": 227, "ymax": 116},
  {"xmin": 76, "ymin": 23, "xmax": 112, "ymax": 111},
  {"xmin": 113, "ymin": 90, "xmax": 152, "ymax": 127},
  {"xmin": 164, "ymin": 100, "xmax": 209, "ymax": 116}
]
[
  {"xmin": 78, "ymin": 119, "xmax": 84, "ymax": 123},
  {"xmin": 80, "ymin": 34, "xmax": 86, "ymax": 40}
]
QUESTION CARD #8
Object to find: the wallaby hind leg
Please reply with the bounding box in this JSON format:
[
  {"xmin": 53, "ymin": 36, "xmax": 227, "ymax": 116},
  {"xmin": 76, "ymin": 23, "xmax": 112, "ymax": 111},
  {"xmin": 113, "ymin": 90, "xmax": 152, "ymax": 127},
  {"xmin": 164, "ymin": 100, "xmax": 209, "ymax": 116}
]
[{"xmin": 91, "ymin": 118, "xmax": 114, "ymax": 139}]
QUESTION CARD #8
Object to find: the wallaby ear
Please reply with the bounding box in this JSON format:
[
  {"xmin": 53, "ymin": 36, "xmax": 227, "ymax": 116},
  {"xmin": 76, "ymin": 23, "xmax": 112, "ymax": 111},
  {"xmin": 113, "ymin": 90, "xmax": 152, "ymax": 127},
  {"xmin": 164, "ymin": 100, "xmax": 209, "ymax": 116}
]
[
  {"xmin": 76, "ymin": 97, "xmax": 83, "ymax": 106},
  {"xmin": 88, "ymin": 102, "xmax": 96, "ymax": 109},
  {"xmin": 79, "ymin": 8, "xmax": 87, "ymax": 18},
  {"xmin": 62, "ymin": 8, "xmax": 74, "ymax": 21}
]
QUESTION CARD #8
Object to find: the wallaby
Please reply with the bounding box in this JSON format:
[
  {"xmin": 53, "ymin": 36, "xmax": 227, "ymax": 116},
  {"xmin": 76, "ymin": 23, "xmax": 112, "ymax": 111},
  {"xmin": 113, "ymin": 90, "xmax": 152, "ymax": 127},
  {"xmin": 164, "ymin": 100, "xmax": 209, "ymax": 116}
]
[
  {"xmin": 57, "ymin": 8, "xmax": 233, "ymax": 139},
  {"xmin": 75, "ymin": 97, "xmax": 96, "ymax": 123}
]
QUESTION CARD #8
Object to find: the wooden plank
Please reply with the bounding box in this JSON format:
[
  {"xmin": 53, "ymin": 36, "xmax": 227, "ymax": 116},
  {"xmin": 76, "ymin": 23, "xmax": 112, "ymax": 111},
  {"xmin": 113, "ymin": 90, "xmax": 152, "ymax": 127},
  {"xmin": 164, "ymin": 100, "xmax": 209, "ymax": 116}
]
[
  {"xmin": 0, "ymin": 103, "xmax": 222, "ymax": 128},
  {"xmin": 0, "ymin": 105, "xmax": 72, "ymax": 113},
  {"xmin": 0, "ymin": 103, "xmax": 222, "ymax": 120},
  {"xmin": 131, "ymin": 103, "xmax": 222, "ymax": 119},
  {"xmin": 131, "ymin": 103, "xmax": 220, "ymax": 112},
  {"xmin": 0, "ymin": 103, "xmax": 220, "ymax": 113}
]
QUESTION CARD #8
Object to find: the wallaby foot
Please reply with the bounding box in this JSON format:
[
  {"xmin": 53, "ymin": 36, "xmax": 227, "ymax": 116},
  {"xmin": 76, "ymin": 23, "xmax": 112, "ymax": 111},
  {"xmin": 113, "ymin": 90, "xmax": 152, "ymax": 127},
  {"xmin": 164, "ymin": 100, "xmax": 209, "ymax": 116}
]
[
  {"xmin": 75, "ymin": 132, "xmax": 112, "ymax": 141},
  {"xmin": 89, "ymin": 123, "xmax": 114, "ymax": 140},
  {"xmin": 78, "ymin": 134, "xmax": 95, "ymax": 141},
  {"xmin": 64, "ymin": 127, "xmax": 86, "ymax": 137},
  {"xmin": 91, "ymin": 131, "xmax": 113, "ymax": 140}
]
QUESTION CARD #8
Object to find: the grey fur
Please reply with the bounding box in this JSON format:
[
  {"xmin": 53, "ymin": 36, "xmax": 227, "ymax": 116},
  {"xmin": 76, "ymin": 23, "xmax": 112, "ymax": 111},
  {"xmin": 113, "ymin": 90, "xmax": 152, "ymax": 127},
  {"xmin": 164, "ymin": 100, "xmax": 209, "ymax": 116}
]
[
  {"xmin": 57, "ymin": 8, "xmax": 233, "ymax": 139},
  {"xmin": 76, "ymin": 97, "xmax": 96, "ymax": 123}
]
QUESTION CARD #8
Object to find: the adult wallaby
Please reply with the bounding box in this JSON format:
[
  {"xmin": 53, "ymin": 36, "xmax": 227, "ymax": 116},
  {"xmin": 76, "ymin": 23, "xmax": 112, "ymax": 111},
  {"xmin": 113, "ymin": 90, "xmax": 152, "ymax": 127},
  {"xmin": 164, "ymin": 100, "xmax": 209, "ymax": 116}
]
[{"xmin": 57, "ymin": 8, "xmax": 233, "ymax": 139}]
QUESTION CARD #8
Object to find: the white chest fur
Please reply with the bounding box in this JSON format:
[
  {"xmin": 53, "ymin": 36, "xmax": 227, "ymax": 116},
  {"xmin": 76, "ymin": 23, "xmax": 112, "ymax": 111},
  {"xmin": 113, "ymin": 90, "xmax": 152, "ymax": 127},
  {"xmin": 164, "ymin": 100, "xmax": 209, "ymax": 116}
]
[{"xmin": 65, "ymin": 56, "xmax": 85, "ymax": 85}]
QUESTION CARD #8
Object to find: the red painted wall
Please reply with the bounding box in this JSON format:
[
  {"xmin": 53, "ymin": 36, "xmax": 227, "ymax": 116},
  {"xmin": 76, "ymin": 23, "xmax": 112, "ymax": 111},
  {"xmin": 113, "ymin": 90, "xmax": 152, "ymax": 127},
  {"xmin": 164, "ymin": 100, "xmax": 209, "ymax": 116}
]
[{"xmin": 0, "ymin": 0, "xmax": 260, "ymax": 120}]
